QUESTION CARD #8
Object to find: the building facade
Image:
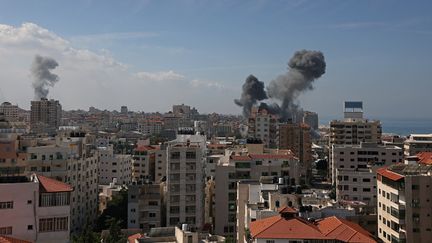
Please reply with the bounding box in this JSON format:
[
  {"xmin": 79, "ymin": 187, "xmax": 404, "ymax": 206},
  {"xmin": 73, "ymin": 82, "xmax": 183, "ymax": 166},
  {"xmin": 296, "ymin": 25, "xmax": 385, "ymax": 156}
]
[{"xmin": 30, "ymin": 99, "xmax": 62, "ymax": 135}]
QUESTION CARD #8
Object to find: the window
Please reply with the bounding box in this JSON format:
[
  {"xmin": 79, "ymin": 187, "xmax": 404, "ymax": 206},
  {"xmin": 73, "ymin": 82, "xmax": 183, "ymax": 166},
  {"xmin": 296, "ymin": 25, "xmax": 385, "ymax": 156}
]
[
  {"xmin": 0, "ymin": 226, "xmax": 12, "ymax": 235},
  {"xmin": 149, "ymin": 212, "xmax": 156, "ymax": 218},
  {"xmin": 148, "ymin": 201, "xmax": 158, "ymax": 206},
  {"xmin": 27, "ymin": 200, "xmax": 32, "ymax": 204},
  {"xmin": 186, "ymin": 151, "xmax": 196, "ymax": 159},
  {"xmin": 28, "ymin": 225, "xmax": 33, "ymax": 230},
  {"xmin": 39, "ymin": 217, "xmax": 68, "ymax": 232},
  {"xmin": 0, "ymin": 201, "xmax": 13, "ymax": 209}
]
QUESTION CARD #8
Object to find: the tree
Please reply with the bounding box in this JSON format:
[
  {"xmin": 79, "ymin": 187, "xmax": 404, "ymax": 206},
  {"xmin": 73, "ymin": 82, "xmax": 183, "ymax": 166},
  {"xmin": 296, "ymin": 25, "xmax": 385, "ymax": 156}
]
[
  {"xmin": 95, "ymin": 187, "xmax": 128, "ymax": 231},
  {"xmin": 71, "ymin": 223, "xmax": 101, "ymax": 243},
  {"xmin": 102, "ymin": 218, "xmax": 126, "ymax": 243}
]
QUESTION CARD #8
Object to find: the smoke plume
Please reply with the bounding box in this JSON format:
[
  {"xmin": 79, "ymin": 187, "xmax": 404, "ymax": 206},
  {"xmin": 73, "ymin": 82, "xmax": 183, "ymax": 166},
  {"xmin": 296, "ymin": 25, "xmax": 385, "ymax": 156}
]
[
  {"xmin": 234, "ymin": 75, "xmax": 267, "ymax": 117},
  {"xmin": 31, "ymin": 55, "xmax": 60, "ymax": 100},
  {"xmin": 235, "ymin": 50, "xmax": 326, "ymax": 122}
]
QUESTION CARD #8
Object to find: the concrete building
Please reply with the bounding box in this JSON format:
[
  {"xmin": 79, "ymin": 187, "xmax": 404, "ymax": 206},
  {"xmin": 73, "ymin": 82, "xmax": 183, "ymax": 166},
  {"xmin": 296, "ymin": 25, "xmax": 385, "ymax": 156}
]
[
  {"xmin": 0, "ymin": 102, "xmax": 18, "ymax": 122},
  {"xmin": 303, "ymin": 111, "xmax": 319, "ymax": 131},
  {"xmin": 165, "ymin": 133, "xmax": 206, "ymax": 230},
  {"xmin": 404, "ymin": 134, "xmax": 432, "ymax": 157},
  {"xmin": 98, "ymin": 145, "xmax": 132, "ymax": 185},
  {"xmin": 214, "ymin": 147, "xmax": 300, "ymax": 238},
  {"xmin": 247, "ymin": 107, "xmax": 278, "ymax": 148},
  {"xmin": 30, "ymin": 98, "xmax": 62, "ymax": 135},
  {"xmin": 333, "ymin": 142, "xmax": 402, "ymax": 207},
  {"xmin": 138, "ymin": 119, "xmax": 163, "ymax": 136},
  {"xmin": 128, "ymin": 182, "xmax": 163, "ymax": 232},
  {"xmin": 278, "ymin": 122, "xmax": 312, "ymax": 182},
  {"xmin": 98, "ymin": 182, "xmax": 123, "ymax": 212},
  {"xmin": 0, "ymin": 174, "xmax": 72, "ymax": 243},
  {"xmin": 248, "ymin": 209, "xmax": 376, "ymax": 243},
  {"xmin": 132, "ymin": 145, "xmax": 166, "ymax": 183},
  {"xmin": 25, "ymin": 133, "xmax": 99, "ymax": 233},
  {"xmin": 329, "ymin": 101, "xmax": 382, "ymax": 180},
  {"xmin": 121, "ymin": 106, "xmax": 128, "ymax": 114},
  {"xmin": 127, "ymin": 226, "xmax": 225, "ymax": 243},
  {"xmin": 173, "ymin": 104, "xmax": 191, "ymax": 118},
  {"xmin": 377, "ymin": 163, "xmax": 432, "ymax": 242}
]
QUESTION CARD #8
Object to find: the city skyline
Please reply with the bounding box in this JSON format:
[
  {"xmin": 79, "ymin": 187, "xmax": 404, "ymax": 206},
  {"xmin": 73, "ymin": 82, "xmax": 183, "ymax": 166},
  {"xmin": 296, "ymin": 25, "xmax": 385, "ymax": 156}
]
[{"xmin": 1, "ymin": 0, "xmax": 432, "ymax": 119}]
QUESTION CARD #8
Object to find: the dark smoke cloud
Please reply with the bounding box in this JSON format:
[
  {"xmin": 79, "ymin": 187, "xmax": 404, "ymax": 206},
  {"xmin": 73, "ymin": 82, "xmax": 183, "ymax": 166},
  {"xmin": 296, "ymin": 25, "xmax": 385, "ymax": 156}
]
[
  {"xmin": 234, "ymin": 75, "xmax": 267, "ymax": 117},
  {"xmin": 31, "ymin": 55, "xmax": 60, "ymax": 100},
  {"xmin": 267, "ymin": 50, "xmax": 326, "ymax": 121}
]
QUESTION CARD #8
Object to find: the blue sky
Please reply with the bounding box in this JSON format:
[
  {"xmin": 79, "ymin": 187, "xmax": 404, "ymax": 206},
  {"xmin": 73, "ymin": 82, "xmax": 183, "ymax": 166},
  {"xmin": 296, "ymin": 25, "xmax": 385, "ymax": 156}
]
[{"xmin": 0, "ymin": 0, "xmax": 432, "ymax": 119}]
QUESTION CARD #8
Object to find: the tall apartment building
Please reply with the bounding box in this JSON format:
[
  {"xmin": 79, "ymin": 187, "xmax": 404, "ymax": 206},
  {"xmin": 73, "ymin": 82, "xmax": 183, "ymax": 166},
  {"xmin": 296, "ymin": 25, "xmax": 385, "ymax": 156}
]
[
  {"xmin": 128, "ymin": 182, "xmax": 163, "ymax": 232},
  {"xmin": 247, "ymin": 107, "xmax": 278, "ymax": 148},
  {"xmin": 404, "ymin": 134, "xmax": 432, "ymax": 157},
  {"xmin": 214, "ymin": 149, "xmax": 300, "ymax": 237},
  {"xmin": 30, "ymin": 98, "xmax": 62, "ymax": 135},
  {"xmin": 333, "ymin": 143, "xmax": 403, "ymax": 207},
  {"xmin": 278, "ymin": 122, "xmax": 312, "ymax": 181},
  {"xmin": 0, "ymin": 174, "xmax": 72, "ymax": 243},
  {"xmin": 329, "ymin": 101, "xmax": 382, "ymax": 180},
  {"xmin": 25, "ymin": 134, "xmax": 99, "ymax": 233},
  {"xmin": 0, "ymin": 102, "xmax": 18, "ymax": 122},
  {"xmin": 303, "ymin": 111, "xmax": 318, "ymax": 130},
  {"xmin": 377, "ymin": 163, "xmax": 432, "ymax": 242},
  {"xmin": 138, "ymin": 119, "xmax": 163, "ymax": 136},
  {"xmin": 98, "ymin": 145, "xmax": 132, "ymax": 185},
  {"xmin": 132, "ymin": 145, "xmax": 166, "ymax": 183},
  {"xmin": 166, "ymin": 133, "xmax": 206, "ymax": 230}
]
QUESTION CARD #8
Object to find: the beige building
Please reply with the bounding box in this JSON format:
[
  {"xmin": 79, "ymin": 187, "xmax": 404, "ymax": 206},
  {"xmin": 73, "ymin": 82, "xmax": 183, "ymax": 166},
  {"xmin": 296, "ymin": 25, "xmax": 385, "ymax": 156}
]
[
  {"xmin": 214, "ymin": 147, "xmax": 300, "ymax": 238},
  {"xmin": 404, "ymin": 133, "xmax": 432, "ymax": 157},
  {"xmin": 248, "ymin": 107, "xmax": 278, "ymax": 148},
  {"xmin": 333, "ymin": 142, "xmax": 402, "ymax": 207},
  {"xmin": 0, "ymin": 102, "xmax": 18, "ymax": 122},
  {"xmin": 30, "ymin": 98, "xmax": 62, "ymax": 135},
  {"xmin": 98, "ymin": 145, "xmax": 132, "ymax": 185},
  {"xmin": 128, "ymin": 182, "xmax": 163, "ymax": 232},
  {"xmin": 0, "ymin": 174, "xmax": 72, "ymax": 243},
  {"xmin": 132, "ymin": 144, "xmax": 166, "ymax": 183},
  {"xmin": 166, "ymin": 134, "xmax": 206, "ymax": 230},
  {"xmin": 377, "ymin": 163, "xmax": 432, "ymax": 242},
  {"xmin": 329, "ymin": 102, "xmax": 382, "ymax": 181}
]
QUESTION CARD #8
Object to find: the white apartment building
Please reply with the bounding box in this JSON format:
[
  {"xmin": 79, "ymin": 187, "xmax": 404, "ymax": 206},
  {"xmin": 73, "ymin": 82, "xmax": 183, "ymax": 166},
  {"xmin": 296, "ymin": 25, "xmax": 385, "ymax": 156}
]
[
  {"xmin": 30, "ymin": 98, "xmax": 62, "ymax": 135},
  {"xmin": 377, "ymin": 164, "xmax": 432, "ymax": 243},
  {"xmin": 98, "ymin": 145, "xmax": 132, "ymax": 185},
  {"xmin": 214, "ymin": 149, "xmax": 300, "ymax": 238},
  {"xmin": 128, "ymin": 182, "xmax": 162, "ymax": 232},
  {"xmin": 0, "ymin": 174, "xmax": 72, "ymax": 243},
  {"xmin": 25, "ymin": 134, "xmax": 99, "ymax": 233},
  {"xmin": 329, "ymin": 101, "xmax": 382, "ymax": 180},
  {"xmin": 138, "ymin": 119, "xmax": 163, "ymax": 136},
  {"xmin": 247, "ymin": 108, "xmax": 278, "ymax": 148},
  {"xmin": 0, "ymin": 102, "xmax": 18, "ymax": 122},
  {"xmin": 166, "ymin": 133, "xmax": 206, "ymax": 230},
  {"xmin": 404, "ymin": 134, "xmax": 432, "ymax": 157},
  {"xmin": 333, "ymin": 142, "xmax": 402, "ymax": 207}
]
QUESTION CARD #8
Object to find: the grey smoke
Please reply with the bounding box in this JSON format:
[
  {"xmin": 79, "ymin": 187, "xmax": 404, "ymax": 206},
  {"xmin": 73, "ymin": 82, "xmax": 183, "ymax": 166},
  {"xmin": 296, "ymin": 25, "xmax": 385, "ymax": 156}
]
[
  {"xmin": 31, "ymin": 55, "xmax": 60, "ymax": 100},
  {"xmin": 234, "ymin": 75, "xmax": 268, "ymax": 117},
  {"xmin": 266, "ymin": 50, "xmax": 326, "ymax": 121}
]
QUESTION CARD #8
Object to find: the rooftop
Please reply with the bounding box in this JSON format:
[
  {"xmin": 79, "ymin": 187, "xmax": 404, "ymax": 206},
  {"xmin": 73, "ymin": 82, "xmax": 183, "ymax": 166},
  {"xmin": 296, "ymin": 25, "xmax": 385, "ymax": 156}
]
[{"xmin": 36, "ymin": 175, "xmax": 73, "ymax": 193}]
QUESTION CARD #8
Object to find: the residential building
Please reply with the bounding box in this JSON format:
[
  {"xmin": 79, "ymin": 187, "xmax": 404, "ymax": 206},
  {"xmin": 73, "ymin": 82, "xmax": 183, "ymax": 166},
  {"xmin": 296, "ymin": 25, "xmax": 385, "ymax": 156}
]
[
  {"xmin": 377, "ymin": 163, "xmax": 432, "ymax": 243},
  {"xmin": 333, "ymin": 142, "xmax": 402, "ymax": 207},
  {"xmin": 329, "ymin": 101, "xmax": 382, "ymax": 180},
  {"xmin": 132, "ymin": 145, "xmax": 166, "ymax": 183},
  {"xmin": 278, "ymin": 122, "xmax": 312, "ymax": 182},
  {"xmin": 0, "ymin": 174, "xmax": 72, "ymax": 243},
  {"xmin": 128, "ymin": 182, "xmax": 163, "ymax": 232},
  {"xmin": 248, "ymin": 208, "xmax": 376, "ymax": 243},
  {"xmin": 99, "ymin": 182, "xmax": 123, "ymax": 212},
  {"xmin": 247, "ymin": 107, "xmax": 278, "ymax": 148},
  {"xmin": 121, "ymin": 106, "xmax": 128, "ymax": 114},
  {"xmin": 98, "ymin": 145, "xmax": 132, "ymax": 185},
  {"xmin": 127, "ymin": 226, "xmax": 225, "ymax": 243},
  {"xmin": 138, "ymin": 119, "xmax": 163, "ymax": 136},
  {"xmin": 214, "ymin": 147, "xmax": 300, "ymax": 237},
  {"xmin": 0, "ymin": 102, "xmax": 18, "ymax": 122},
  {"xmin": 165, "ymin": 133, "xmax": 206, "ymax": 230},
  {"xmin": 404, "ymin": 134, "xmax": 432, "ymax": 157},
  {"xmin": 303, "ymin": 111, "xmax": 319, "ymax": 130},
  {"xmin": 30, "ymin": 98, "xmax": 62, "ymax": 135}
]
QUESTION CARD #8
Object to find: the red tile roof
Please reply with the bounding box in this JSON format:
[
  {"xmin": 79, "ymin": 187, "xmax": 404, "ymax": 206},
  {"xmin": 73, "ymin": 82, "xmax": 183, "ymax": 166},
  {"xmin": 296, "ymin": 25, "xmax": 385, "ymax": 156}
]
[
  {"xmin": 377, "ymin": 167, "xmax": 404, "ymax": 181},
  {"xmin": 0, "ymin": 236, "xmax": 32, "ymax": 243},
  {"xmin": 134, "ymin": 145, "xmax": 157, "ymax": 152},
  {"xmin": 36, "ymin": 175, "xmax": 73, "ymax": 193},
  {"xmin": 250, "ymin": 214, "xmax": 376, "ymax": 242},
  {"xmin": 278, "ymin": 206, "xmax": 298, "ymax": 214},
  {"xmin": 417, "ymin": 152, "xmax": 432, "ymax": 165},
  {"xmin": 317, "ymin": 216, "xmax": 376, "ymax": 243},
  {"xmin": 127, "ymin": 233, "xmax": 143, "ymax": 243}
]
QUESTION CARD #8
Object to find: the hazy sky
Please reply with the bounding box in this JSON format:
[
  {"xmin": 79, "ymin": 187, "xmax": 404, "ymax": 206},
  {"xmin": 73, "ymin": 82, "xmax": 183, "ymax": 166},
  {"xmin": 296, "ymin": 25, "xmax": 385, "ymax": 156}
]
[{"xmin": 0, "ymin": 0, "xmax": 432, "ymax": 120}]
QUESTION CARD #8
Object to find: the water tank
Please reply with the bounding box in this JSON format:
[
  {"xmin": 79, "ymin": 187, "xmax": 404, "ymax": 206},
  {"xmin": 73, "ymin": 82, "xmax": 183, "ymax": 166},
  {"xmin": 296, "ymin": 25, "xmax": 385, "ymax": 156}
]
[
  {"xmin": 182, "ymin": 224, "xmax": 188, "ymax": 231},
  {"xmin": 278, "ymin": 178, "xmax": 284, "ymax": 185}
]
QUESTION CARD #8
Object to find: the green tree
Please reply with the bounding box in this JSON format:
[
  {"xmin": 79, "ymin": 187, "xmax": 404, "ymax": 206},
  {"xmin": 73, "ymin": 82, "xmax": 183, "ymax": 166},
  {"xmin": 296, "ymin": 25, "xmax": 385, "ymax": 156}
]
[
  {"xmin": 95, "ymin": 187, "xmax": 128, "ymax": 231},
  {"xmin": 103, "ymin": 218, "xmax": 126, "ymax": 243},
  {"xmin": 71, "ymin": 223, "xmax": 101, "ymax": 243}
]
